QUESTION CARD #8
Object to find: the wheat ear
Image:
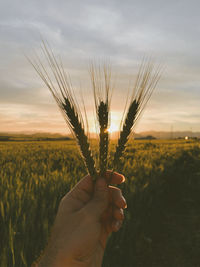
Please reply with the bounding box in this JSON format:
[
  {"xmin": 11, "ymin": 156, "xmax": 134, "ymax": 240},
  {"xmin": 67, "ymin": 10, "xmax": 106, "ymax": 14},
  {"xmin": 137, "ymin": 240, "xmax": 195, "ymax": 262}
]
[
  {"xmin": 90, "ymin": 64, "xmax": 112, "ymax": 176},
  {"xmin": 28, "ymin": 43, "xmax": 97, "ymax": 179},
  {"xmin": 98, "ymin": 101, "xmax": 109, "ymax": 176},
  {"xmin": 113, "ymin": 61, "xmax": 161, "ymax": 169}
]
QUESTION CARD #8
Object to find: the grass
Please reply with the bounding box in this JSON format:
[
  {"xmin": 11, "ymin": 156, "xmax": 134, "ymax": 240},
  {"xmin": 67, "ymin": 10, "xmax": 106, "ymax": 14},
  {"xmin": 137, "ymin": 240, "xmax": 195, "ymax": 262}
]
[{"xmin": 0, "ymin": 139, "xmax": 200, "ymax": 266}]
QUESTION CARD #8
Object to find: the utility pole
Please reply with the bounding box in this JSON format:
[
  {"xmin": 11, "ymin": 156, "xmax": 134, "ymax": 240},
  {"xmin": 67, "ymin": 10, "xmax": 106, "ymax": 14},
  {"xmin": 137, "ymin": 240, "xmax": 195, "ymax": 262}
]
[{"xmin": 170, "ymin": 125, "xmax": 173, "ymax": 139}]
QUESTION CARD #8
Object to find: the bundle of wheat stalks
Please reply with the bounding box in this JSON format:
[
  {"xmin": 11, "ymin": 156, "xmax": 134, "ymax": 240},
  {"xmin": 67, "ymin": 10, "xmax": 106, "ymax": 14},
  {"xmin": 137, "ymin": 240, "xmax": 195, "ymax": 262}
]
[{"xmin": 30, "ymin": 43, "xmax": 161, "ymax": 183}]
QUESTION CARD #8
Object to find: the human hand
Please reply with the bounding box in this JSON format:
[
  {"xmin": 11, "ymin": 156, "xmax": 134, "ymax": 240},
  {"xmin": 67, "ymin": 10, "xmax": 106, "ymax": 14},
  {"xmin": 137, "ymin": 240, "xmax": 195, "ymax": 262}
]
[{"xmin": 37, "ymin": 171, "xmax": 126, "ymax": 267}]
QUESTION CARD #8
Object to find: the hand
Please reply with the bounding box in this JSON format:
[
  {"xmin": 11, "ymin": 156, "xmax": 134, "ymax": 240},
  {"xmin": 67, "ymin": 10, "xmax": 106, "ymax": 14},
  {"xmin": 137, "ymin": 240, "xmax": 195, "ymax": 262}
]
[{"xmin": 37, "ymin": 171, "xmax": 127, "ymax": 267}]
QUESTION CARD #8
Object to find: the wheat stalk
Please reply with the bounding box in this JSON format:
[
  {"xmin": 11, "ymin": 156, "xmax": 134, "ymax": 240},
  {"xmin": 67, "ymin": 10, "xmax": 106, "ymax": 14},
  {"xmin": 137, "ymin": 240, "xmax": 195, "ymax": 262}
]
[
  {"xmin": 90, "ymin": 64, "xmax": 112, "ymax": 176},
  {"xmin": 29, "ymin": 43, "xmax": 161, "ymax": 180},
  {"xmin": 113, "ymin": 61, "xmax": 161, "ymax": 170},
  {"xmin": 98, "ymin": 101, "xmax": 109, "ymax": 176},
  {"xmin": 28, "ymin": 43, "xmax": 97, "ymax": 180}
]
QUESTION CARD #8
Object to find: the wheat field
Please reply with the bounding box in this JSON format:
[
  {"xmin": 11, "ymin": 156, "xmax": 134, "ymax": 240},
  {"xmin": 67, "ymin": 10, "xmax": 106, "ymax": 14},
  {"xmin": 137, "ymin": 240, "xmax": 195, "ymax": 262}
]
[{"xmin": 0, "ymin": 139, "xmax": 200, "ymax": 267}]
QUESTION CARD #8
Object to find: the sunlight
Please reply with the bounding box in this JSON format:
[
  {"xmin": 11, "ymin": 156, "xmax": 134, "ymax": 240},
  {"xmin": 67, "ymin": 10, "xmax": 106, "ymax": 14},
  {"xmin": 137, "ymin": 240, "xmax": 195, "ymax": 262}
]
[{"xmin": 107, "ymin": 123, "xmax": 118, "ymax": 133}]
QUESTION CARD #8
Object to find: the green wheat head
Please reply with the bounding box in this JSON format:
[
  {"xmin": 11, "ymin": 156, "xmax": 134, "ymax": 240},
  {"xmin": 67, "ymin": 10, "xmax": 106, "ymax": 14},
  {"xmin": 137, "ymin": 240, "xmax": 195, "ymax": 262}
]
[
  {"xmin": 113, "ymin": 61, "xmax": 161, "ymax": 170},
  {"xmin": 29, "ymin": 43, "xmax": 97, "ymax": 179},
  {"xmin": 98, "ymin": 101, "xmax": 109, "ymax": 176},
  {"xmin": 90, "ymin": 64, "xmax": 112, "ymax": 176}
]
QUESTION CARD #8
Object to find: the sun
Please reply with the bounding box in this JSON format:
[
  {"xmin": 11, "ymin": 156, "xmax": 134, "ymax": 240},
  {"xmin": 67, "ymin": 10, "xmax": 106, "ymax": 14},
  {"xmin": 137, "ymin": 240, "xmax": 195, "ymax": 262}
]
[{"xmin": 107, "ymin": 123, "xmax": 118, "ymax": 133}]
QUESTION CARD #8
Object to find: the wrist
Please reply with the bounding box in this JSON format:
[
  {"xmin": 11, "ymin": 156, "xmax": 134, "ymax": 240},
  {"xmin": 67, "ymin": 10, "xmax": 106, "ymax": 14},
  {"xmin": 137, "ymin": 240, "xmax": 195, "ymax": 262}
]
[
  {"xmin": 36, "ymin": 243, "xmax": 70, "ymax": 267},
  {"xmin": 37, "ymin": 249, "xmax": 103, "ymax": 267}
]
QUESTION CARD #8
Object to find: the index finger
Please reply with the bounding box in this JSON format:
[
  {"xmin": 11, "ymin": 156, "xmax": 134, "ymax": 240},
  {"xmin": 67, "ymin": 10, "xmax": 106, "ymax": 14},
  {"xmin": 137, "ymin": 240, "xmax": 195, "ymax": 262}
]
[
  {"xmin": 104, "ymin": 171, "xmax": 125, "ymax": 185},
  {"xmin": 74, "ymin": 171, "xmax": 125, "ymax": 195}
]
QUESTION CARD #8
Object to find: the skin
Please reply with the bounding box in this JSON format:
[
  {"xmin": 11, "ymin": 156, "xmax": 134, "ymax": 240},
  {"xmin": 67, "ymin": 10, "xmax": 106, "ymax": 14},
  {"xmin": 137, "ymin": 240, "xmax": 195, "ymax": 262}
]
[{"xmin": 35, "ymin": 171, "xmax": 127, "ymax": 267}]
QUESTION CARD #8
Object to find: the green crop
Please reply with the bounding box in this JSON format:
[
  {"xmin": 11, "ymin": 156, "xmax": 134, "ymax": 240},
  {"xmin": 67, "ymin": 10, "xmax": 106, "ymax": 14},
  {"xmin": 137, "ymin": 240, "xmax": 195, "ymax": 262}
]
[{"xmin": 0, "ymin": 139, "xmax": 200, "ymax": 266}]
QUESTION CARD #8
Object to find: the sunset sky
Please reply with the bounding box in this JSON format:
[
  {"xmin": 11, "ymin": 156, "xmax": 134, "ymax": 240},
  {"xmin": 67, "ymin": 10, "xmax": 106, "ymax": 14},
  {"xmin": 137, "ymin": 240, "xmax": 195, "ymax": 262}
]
[{"xmin": 0, "ymin": 0, "xmax": 200, "ymax": 134}]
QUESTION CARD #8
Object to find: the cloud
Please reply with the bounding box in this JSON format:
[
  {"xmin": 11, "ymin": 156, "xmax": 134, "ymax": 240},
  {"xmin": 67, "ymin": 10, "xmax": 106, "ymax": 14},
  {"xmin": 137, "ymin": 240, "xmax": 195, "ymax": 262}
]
[{"xmin": 0, "ymin": 0, "xmax": 200, "ymax": 133}]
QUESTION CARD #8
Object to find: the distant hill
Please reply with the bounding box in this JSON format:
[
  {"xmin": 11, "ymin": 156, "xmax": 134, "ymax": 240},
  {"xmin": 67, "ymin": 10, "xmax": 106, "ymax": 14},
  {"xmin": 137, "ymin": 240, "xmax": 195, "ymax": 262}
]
[
  {"xmin": 135, "ymin": 131, "xmax": 200, "ymax": 139},
  {"xmin": 0, "ymin": 132, "xmax": 72, "ymax": 141},
  {"xmin": 0, "ymin": 130, "xmax": 200, "ymax": 141},
  {"xmin": 99, "ymin": 130, "xmax": 200, "ymax": 140}
]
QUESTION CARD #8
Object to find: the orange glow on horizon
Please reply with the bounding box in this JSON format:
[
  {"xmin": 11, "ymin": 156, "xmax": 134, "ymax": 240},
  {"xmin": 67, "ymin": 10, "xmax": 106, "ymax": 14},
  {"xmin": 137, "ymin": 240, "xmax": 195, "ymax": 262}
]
[{"xmin": 107, "ymin": 123, "xmax": 119, "ymax": 133}]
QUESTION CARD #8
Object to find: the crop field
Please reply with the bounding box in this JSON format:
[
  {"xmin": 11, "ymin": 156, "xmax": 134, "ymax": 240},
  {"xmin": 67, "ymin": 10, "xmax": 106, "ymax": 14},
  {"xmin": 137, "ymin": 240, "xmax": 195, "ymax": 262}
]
[{"xmin": 0, "ymin": 139, "xmax": 200, "ymax": 267}]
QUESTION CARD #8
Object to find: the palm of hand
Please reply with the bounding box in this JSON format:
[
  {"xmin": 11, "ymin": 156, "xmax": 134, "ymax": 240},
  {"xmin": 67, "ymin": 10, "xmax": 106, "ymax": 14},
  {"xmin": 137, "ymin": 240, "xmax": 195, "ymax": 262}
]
[{"xmin": 41, "ymin": 171, "xmax": 126, "ymax": 267}]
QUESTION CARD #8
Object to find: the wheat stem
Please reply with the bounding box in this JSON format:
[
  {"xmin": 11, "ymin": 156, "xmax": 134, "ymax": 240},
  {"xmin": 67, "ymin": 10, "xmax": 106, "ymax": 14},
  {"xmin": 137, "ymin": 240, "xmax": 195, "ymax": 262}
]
[
  {"xmin": 113, "ymin": 100, "xmax": 139, "ymax": 168},
  {"xmin": 90, "ymin": 64, "xmax": 111, "ymax": 177},
  {"xmin": 29, "ymin": 43, "xmax": 97, "ymax": 180},
  {"xmin": 98, "ymin": 101, "xmax": 109, "ymax": 176},
  {"xmin": 113, "ymin": 61, "xmax": 161, "ymax": 170}
]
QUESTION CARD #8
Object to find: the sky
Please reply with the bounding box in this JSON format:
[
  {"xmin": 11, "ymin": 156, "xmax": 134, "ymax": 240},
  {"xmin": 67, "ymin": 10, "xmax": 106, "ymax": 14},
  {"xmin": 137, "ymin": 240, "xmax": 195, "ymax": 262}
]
[{"xmin": 0, "ymin": 0, "xmax": 200, "ymax": 134}]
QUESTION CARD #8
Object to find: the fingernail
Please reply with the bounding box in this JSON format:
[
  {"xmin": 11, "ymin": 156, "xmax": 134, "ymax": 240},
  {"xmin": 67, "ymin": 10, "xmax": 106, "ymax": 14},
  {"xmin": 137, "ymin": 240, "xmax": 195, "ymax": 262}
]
[
  {"xmin": 122, "ymin": 196, "xmax": 127, "ymax": 208},
  {"xmin": 121, "ymin": 175, "xmax": 125, "ymax": 182}
]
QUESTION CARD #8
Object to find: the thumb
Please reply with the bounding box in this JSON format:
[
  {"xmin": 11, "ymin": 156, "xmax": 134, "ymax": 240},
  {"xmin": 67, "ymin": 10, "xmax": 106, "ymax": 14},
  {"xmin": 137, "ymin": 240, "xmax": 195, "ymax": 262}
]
[{"xmin": 85, "ymin": 178, "xmax": 108, "ymax": 218}]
